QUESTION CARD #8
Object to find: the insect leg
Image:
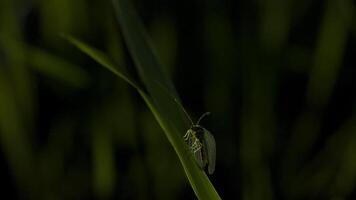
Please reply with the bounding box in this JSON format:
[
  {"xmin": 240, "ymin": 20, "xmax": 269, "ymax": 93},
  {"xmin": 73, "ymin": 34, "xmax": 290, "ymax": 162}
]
[
  {"xmin": 191, "ymin": 139, "xmax": 202, "ymax": 153},
  {"xmin": 183, "ymin": 130, "xmax": 192, "ymax": 141}
]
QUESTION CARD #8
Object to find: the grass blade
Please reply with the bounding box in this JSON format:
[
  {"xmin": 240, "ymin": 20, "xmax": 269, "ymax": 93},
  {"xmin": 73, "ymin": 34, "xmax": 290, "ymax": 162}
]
[
  {"xmin": 65, "ymin": 0, "xmax": 222, "ymax": 198},
  {"xmin": 112, "ymin": 0, "xmax": 221, "ymax": 199},
  {"xmin": 63, "ymin": 35, "xmax": 142, "ymax": 91}
]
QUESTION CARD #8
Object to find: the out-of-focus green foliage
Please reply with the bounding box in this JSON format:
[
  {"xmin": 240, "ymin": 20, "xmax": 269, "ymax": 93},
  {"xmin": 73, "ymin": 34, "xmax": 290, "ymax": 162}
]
[{"xmin": 0, "ymin": 0, "xmax": 355, "ymax": 199}]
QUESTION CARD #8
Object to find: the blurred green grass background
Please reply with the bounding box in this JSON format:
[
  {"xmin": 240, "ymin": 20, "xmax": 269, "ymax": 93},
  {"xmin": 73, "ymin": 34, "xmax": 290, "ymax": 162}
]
[{"xmin": 0, "ymin": 0, "xmax": 356, "ymax": 199}]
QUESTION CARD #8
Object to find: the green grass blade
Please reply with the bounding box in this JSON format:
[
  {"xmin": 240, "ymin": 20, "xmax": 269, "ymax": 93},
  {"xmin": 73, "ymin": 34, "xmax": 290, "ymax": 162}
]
[
  {"xmin": 64, "ymin": 1, "xmax": 222, "ymax": 198},
  {"xmin": 111, "ymin": 0, "xmax": 221, "ymax": 199},
  {"xmin": 66, "ymin": 39, "xmax": 222, "ymax": 199},
  {"xmin": 63, "ymin": 35, "xmax": 142, "ymax": 91}
]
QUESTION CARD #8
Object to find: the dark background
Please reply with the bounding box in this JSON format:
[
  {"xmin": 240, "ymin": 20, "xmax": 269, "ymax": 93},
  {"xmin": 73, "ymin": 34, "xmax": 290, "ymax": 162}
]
[{"xmin": 0, "ymin": 0, "xmax": 356, "ymax": 199}]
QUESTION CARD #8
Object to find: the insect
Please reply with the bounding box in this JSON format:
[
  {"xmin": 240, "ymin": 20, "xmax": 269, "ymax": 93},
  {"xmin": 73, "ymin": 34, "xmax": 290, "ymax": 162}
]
[
  {"xmin": 183, "ymin": 112, "xmax": 216, "ymax": 175},
  {"xmin": 154, "ymin": 81, "xmax": 216, "ymax": 174}
]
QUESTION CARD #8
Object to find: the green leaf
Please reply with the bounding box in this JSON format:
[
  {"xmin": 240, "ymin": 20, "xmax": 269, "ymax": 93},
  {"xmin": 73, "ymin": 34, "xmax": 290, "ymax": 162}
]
[
  {"xmin": 65, "ymin": 0, "xmax": 222, "ymax": 198},
  {"xmin": 112, "ymin": 1, "xmax": 221, "ymax": 198},
  {"xmin": 63, "ymin": 35, "xmax": 142, "ymax": 92}
]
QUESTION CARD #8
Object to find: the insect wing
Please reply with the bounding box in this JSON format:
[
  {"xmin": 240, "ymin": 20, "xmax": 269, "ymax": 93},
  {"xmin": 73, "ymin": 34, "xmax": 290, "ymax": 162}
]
[
  {"xmin": 203, "ymin": 129, "xmax": 216, "ymax": 174},
  {"xmin": 194, "ymin": 148, "xmax": 205, "ymax": 169}
]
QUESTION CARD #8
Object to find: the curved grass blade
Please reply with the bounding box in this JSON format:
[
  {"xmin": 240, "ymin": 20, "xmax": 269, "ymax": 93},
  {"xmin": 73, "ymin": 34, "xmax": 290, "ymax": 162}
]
[
  {"xmin": 64, "ymin": 1, "xmax": 221, "ymax": 199},
  {"xmin": 63, "ymin": 35, "xmax": 142, "ymax": 92},
  {"xmin": 65, "ymin": 36, "xmax": 221, "ymax": 199},
  {"xmin": 111, "ymin": 0, "xmax": 221, "ymax": 199}
]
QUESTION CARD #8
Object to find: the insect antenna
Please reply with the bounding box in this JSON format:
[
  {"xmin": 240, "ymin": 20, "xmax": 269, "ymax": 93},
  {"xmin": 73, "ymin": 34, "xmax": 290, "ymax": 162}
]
[
  {"xmin": 154, "ymin": 80, "xmax": 194, "ymax": 126},
  {"xmin": 196, "ymin": 112, "xmax": 210, "ymax": 125}
]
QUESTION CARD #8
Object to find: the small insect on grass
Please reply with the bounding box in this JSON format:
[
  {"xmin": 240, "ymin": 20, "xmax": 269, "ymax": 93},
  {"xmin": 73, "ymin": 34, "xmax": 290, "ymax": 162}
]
[
  {"xmin": 183, "ymin": 112, "xmax": 216, "ymax": 174},
  {"xmin": 155, "ymin": 81, "xmax": 216, "ymax": 174}
]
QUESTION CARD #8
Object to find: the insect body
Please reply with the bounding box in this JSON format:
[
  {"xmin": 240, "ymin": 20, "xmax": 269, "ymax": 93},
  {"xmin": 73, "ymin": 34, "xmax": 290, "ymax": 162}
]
[
  {"xmin": 183, "ymin": 112, "xmax": 216, "ymax": 175},
  {"xmin": 154, "ymin": 81, "xmax": 216, "ymax": 174}
]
